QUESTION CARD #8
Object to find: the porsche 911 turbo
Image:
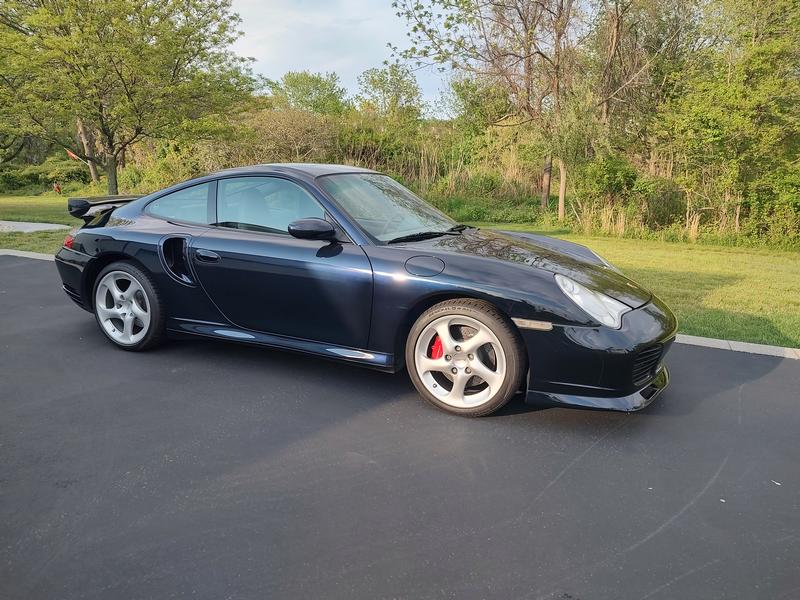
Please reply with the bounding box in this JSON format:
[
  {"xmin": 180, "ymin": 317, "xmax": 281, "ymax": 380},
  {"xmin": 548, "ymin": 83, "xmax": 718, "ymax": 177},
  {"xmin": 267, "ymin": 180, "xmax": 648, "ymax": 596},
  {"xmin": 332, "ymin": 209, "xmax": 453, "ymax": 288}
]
[{"xmin": 55, "ymin": 163, "xmax": 676, "ymax": 416}]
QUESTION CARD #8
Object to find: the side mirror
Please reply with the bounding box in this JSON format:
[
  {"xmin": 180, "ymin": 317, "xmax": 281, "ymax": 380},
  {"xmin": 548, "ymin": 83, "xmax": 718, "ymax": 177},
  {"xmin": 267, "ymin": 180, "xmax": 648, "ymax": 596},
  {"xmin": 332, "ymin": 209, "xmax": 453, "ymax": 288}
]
[{"xmin": 288, "ymin": 218, "xmax": 337, "ymax": 241}]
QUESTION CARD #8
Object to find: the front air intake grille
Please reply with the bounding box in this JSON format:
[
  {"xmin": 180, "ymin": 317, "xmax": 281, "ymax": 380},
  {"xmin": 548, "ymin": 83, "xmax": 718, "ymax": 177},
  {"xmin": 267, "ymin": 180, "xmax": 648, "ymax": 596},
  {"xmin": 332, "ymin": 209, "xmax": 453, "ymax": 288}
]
[{"xmin": 632, "ymin": 344, "xmax": 663, "ymax": 386}]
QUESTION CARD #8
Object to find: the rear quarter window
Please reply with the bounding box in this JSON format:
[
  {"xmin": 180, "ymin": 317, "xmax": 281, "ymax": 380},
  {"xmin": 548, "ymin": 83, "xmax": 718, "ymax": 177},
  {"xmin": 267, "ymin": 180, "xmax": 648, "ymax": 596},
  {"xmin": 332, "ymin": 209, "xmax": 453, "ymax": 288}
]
[{"xmin": 146, "ymin": 183, "xmax": 211, "ymax": 224}]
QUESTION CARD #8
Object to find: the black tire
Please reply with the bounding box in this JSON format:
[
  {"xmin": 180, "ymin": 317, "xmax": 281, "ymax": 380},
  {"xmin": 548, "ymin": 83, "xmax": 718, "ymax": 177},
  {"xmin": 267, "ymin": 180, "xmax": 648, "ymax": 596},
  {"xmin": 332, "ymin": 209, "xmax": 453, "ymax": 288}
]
[
  {"xmin": 92, "ymin": 261, "xmax": 166, "ymax": 351},
  {"xmin": 405, "ymin": 298, "xmax": 527, "ymax": 417}
]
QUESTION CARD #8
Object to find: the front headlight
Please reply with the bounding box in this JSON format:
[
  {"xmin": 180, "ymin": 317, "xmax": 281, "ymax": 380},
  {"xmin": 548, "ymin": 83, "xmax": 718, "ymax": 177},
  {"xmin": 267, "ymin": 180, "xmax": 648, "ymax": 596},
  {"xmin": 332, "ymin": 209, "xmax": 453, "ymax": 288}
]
[{"xmin": 555, "ymin": 274, "xmax": 631, "ymax": 329}]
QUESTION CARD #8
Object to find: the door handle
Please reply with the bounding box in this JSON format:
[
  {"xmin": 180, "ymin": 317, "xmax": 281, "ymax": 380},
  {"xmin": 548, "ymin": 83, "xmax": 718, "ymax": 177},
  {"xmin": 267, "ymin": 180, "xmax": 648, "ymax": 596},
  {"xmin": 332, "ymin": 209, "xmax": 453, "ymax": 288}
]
[{"xmin": 195, "ymin": 248, "xmax": 220, "ymax": 262}]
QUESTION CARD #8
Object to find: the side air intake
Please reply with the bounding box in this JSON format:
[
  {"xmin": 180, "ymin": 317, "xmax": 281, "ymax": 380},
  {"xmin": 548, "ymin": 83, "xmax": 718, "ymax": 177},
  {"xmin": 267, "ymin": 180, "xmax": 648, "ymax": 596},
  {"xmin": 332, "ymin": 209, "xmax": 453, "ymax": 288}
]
[{"xmin": 161, "ymin": 237, "xmax": 194, "ymax": 285}]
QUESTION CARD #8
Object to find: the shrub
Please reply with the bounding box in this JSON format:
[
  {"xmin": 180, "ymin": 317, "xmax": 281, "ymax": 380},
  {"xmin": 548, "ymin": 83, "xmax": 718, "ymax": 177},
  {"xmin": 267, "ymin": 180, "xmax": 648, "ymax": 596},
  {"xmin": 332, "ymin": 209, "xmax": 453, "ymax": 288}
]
[
  {"xmin": 0, "ymin": 167, "xmax": 39, "ymax": 192},
  {"xmin": 0, "ymin": 159, "xmax": 89, "ymax": 193},
  {"xmin": 39, "ymin": 159, "xmax": 90, "ymax": 184},
  {"xmin": 118, "ymin": 142, "xmax": 214, "ymax": 193},
  {"xmin": 579, "ymin": 154, "xmax": 637, "ymax": 203},
  {"xmin": 632, "ymin": 175, "xmax": 684, "ymax": 227},
  {"xmin": 462, "ymin": 172, "xmax": 503, "ymax": 196}
]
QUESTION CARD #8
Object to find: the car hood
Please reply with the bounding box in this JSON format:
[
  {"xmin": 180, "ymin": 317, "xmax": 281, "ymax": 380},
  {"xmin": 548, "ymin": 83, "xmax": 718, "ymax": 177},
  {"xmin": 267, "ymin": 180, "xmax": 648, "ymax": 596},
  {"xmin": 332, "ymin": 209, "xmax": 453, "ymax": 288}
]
[{"xmin": 398, "ymin": 228, "xmax": 652, "ymax": 308}]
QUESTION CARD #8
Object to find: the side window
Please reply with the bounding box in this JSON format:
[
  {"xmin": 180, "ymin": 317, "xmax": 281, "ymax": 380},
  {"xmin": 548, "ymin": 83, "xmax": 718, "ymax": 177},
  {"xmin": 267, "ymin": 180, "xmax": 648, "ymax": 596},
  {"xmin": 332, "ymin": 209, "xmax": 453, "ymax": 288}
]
[
  {"xmin": 146, "ymin": 183, "xmax": 210, "ymax": 224},
  {"xmin": 216, "ymin": 176, "xmax": 325, "ymax": 234}
]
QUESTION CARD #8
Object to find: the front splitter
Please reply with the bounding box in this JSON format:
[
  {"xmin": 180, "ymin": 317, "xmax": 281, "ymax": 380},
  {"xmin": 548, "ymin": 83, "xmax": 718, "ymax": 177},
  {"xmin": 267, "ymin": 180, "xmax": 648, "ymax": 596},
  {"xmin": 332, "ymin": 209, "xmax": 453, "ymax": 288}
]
[{"xmin": 526, "ymin": 366, "xmax": 670, "ymax": 412}]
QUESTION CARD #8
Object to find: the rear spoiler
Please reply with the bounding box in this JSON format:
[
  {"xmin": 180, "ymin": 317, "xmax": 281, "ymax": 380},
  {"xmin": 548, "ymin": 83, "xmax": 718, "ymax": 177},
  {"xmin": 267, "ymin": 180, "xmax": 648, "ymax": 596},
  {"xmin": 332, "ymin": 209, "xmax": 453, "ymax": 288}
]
[{"xmin": 68, "ymin": 195, "xmax": 143, "ymax": 222}]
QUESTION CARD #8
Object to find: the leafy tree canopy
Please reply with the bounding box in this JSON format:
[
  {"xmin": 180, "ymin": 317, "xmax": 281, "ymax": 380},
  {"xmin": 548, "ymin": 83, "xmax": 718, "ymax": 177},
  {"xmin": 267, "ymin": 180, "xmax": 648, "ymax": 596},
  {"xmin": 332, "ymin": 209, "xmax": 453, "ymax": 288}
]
[
  {"xmin": 266, "ymin": 71, "xmax": 350, "ymax": 115},
  {"xmin": 356, "ymin": 64, "xmax": 423, "ymax": 121},
  {"xmin": 0, "ymin": 0, "xmax": 257, "ymax": 193}
]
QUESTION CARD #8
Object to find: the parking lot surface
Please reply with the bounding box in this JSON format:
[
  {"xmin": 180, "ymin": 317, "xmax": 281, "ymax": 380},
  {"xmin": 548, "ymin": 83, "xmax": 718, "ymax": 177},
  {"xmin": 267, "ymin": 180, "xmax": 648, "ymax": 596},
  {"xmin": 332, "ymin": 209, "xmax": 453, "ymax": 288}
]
[{"xmin": 2, "ymin": 255, "xmax": 799, "ymax": 599}]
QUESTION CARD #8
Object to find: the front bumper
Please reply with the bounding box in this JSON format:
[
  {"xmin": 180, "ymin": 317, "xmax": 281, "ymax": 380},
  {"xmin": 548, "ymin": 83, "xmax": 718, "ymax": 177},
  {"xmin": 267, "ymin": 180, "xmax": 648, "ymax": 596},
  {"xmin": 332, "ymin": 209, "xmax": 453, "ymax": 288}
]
[
  {"xmin": 522, "ymin": 295, "xmax": 677, "ymax": 412},
  {"xmin": 528, "ymin": 365, "xmax": 670, "ymax": 412}
]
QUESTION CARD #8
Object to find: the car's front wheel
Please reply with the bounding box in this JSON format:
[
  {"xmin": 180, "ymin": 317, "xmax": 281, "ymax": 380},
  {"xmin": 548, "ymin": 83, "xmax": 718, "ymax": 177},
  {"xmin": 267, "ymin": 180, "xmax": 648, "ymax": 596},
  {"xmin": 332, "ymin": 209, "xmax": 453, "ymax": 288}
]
[
  {"xmin": 92, "ymin": 261, "xmax": 165, "ymax": 351},
  {"xmin": 406, "ymin": 299, "xmax": 526, "ymax": 417}
]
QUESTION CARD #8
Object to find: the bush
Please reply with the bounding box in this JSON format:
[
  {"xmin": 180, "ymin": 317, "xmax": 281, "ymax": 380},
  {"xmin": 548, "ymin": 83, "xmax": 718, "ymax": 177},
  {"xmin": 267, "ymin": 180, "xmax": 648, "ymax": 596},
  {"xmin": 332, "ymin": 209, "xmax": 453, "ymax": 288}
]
[
  {"xmin": 427, "ymin": 193, "xmax": 539, "ymax": 224},
  {"xmin": 739, "ymin": 170, "xmax": 800, "ymax": 245},
  {"xmin": 462, "ymin": 172, "xmax": 503, "ymax": 196},
  {"xmin": 632, "ymin": 175, "xmax": 684, "ymax": 227},
  {"xmin": 40, "ymin": 159, "xmax": 90, "ymax": 184},
  {"xmin": 0, "ymin": 167, "xmax": 39, "ymax": 192},
  {"xmin": 579, "ymin": 154, "xmax": 637, "ymax": 203},
  {"xmin": 0, "ymin": 159, "xmax": 90, "ymax": 193},
  {"xmin": 118, "ymin": 142, "xmax": 211, "ymax": 193}
]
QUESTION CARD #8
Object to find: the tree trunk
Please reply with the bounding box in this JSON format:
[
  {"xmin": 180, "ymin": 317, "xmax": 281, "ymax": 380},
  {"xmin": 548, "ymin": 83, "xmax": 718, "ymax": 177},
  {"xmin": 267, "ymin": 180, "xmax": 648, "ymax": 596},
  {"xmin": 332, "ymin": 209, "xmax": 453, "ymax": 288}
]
[
  {"xmin": 76, "ymin": 119, "xmax": 100, "ymax": 184},
  {"xmin": 87, "ymin": 158, "xmax": 100, "ymax": 185},
  {"xmin": 541, "ymin": 155, "xmax": 552, "ymax": 210},
  {"xmin": 105, "ymin": 153, "xmax": 118, "ymax": 195},
  {"xmin": 557, "ymin": 158, "xmax": 567, "ymax": 221}
]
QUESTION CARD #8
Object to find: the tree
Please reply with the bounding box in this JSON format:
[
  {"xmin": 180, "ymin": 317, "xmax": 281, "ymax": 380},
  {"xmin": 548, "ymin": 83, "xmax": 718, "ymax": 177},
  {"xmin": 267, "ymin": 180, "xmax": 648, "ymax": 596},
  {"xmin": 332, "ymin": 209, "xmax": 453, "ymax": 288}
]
[
  {"xmin": 447, "ymin": 76, "xmax": 512, "ymax": 134},
  {"xmin": 0, "ymin": 0, "xmax": 256, "ymax": 194},
  {"xmin": 587, "ymin": 0, "xmax": 701, "ymax": 158},
  {"xmin": 266, "ymin": 71, "xmax": 349, "ymax": 115},
  {"xmin": 76, "ymin": 119, "xmax": 100, "ymax": 183},
  {"xmin": 356, "ymin": 64, "xmax": 423, "ymax": 121},
  {"xmin": 393, "ymin": 0, "xmax": 579, "ymax": 213},
  {"xmin": 655, "ymin": 0, "xmax": 800, "ymax": 227}
]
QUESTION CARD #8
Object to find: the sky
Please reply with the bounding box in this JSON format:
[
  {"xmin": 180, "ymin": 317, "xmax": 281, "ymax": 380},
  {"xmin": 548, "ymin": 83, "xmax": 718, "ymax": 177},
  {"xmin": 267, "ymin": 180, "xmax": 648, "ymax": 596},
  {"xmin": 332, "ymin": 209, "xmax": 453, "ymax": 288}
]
[{"xmin": 230, "ymin": 0, "xmax": 448, "ymax": 110}]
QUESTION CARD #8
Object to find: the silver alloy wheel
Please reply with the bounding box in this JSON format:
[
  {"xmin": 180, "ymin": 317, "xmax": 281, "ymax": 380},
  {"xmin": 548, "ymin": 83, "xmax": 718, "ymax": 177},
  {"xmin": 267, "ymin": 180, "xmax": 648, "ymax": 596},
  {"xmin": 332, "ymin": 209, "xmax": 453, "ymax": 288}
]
[
  {"xmin": 413, "ymin": 314, "xmax": 507, "ymax": 408},
  {"xmin": 94, "ymin": 270, "xmax": 151, "ymax": 346}
]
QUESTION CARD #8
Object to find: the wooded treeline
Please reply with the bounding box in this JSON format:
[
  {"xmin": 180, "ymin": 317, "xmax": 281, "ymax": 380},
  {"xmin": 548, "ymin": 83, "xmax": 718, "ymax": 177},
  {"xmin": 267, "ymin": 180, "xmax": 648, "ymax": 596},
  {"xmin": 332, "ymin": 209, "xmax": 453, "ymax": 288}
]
[{"xmin": 1, "ymin": 0, "xmax": 798, "ymax": 246}]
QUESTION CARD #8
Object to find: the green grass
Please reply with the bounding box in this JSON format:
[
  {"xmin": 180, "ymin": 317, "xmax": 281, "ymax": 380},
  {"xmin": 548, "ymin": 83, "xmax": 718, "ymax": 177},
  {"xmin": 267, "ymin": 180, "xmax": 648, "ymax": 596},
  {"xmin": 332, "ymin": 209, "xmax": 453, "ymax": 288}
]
[
  {"xmin": 475, "ymin": 222, "xmax": 800, "ymax": 348},
  {"xmin": 0, "ymin": 195, "xmax": 81, "ymax": 253},
  {"xmin": 0, "ymin": 229, "xmax": 70, "ymax": 254},
  {"xmin": 0, "ymin": 198, "xmax": 797, "ymax": 348},
  {"xmin": 0, "ymin": 194, "xmax": 82, "ymax": 225}
]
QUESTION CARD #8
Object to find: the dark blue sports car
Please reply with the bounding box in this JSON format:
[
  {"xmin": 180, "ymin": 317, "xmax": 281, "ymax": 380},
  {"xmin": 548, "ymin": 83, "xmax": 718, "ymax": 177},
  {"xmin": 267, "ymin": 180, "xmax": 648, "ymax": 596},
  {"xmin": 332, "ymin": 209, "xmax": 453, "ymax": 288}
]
[{"xmin": 56, "ymin": 163, "xmax": 676, "ymax": 416}]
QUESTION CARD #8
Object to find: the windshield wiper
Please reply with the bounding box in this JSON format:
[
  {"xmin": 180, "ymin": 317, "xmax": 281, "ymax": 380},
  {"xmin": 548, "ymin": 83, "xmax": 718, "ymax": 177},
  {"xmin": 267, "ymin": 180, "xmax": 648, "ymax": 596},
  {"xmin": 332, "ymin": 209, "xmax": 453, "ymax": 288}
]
[
  {"xmin": 447, "ymin": 223, "xmax": 474, "ymax": 232},
  {"xmin": 386, "ymin": 230, "xmax": 460, "ymax": 244}
]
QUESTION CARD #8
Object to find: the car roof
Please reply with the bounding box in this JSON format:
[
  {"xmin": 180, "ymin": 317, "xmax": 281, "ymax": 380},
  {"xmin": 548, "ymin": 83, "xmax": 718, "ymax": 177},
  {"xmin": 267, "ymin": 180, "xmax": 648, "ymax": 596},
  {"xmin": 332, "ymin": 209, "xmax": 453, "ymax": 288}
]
[{"xmin": 210, "ymin": 163, "xmax": 379, "ymax": 178}]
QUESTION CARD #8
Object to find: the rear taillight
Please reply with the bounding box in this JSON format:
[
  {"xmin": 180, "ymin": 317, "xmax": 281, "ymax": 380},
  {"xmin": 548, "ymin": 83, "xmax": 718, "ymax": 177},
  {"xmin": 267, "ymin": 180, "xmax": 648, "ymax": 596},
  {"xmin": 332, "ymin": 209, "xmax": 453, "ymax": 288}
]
[{"xmin": 63, "ymin": 234, "xmax": 75, "ymax": 249}]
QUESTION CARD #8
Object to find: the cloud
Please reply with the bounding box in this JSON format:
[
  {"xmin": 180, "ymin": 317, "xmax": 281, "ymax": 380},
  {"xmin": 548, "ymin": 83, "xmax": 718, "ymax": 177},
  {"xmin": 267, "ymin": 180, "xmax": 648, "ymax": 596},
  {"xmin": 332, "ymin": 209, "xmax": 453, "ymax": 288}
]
[{"xmin": 230, "ymin": 0, "xmax": 446, "ymax": 107}]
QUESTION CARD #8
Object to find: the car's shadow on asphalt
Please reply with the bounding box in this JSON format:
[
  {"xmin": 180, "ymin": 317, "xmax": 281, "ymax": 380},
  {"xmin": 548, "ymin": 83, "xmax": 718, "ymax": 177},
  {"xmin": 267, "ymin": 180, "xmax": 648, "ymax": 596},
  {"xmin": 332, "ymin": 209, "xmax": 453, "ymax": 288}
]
[
  {"xmin": 83, "ymin": 319, "xmax": 788, "ymax": 425},
  {"xmin": 156, "ymin": 333, "xmax": 417, "ymax": 402},
  {"xmin": 128, "ymin": 327, "xmax": 556, "ymax": 418}
]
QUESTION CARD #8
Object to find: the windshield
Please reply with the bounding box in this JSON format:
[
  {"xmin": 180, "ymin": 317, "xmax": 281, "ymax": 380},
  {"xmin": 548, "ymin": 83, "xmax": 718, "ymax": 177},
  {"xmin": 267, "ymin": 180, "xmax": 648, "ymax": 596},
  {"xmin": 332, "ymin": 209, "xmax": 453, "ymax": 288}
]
[{"xmin": 318, "ymin": 173, "xmax": 455, "ymax": 242}]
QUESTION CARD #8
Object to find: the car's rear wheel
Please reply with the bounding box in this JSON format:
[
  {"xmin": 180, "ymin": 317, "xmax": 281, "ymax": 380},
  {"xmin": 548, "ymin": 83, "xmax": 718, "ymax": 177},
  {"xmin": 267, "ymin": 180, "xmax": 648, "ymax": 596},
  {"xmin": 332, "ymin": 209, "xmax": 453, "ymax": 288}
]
[
  {"xmin": 406, "ymin": 299, "xmax": 526, "ymax": 417},
  {"xmin": 92, "ymin": 262, "xmax": 165, "ymax": 351}
]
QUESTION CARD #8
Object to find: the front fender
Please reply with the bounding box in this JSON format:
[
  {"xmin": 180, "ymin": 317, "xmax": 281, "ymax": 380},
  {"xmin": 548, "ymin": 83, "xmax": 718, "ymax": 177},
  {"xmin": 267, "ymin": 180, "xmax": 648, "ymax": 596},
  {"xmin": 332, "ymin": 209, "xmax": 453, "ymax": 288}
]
[{"xmin": 363, "ymin": 245, "xmax": 593, "ymax": 355}]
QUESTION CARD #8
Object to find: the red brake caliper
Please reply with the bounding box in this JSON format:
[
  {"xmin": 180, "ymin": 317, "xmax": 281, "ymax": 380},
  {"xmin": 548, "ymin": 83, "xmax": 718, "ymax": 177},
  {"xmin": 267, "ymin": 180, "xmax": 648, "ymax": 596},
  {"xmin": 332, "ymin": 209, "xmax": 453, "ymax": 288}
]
[{"xmin": 429, "ymin": 334, "xmax": 443, "ymax": 359}]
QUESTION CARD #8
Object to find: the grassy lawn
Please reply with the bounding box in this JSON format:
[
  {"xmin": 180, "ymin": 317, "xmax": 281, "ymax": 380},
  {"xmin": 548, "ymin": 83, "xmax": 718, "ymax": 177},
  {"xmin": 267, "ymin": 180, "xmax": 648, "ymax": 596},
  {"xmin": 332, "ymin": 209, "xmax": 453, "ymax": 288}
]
[
  {"xmin": 1, "ymin": 196, "xmax": 797, "ymax": 348},
  {"xmin": 0, "ymin": 194, "xmax": 81, "ymax": 225},
  {"xmin": 0, "ymin": 229, "xmax": 71, "ymax": 253},
  {"xmin": 476, "ymin": 223, "xmax": 800, "ymax": 348},
  {"xmin": 0, "ymin": 195, "xmax": 80, "ymax": 253},
  {"xmin": 568, "ymin": 237, "xmax": 799, "ymax": 348}
]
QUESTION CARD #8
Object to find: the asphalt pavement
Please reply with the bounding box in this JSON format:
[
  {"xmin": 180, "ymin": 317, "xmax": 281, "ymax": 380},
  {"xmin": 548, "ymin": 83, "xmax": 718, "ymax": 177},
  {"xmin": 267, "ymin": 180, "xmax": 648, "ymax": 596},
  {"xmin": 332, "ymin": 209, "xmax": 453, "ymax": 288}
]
[{"xmin": 1, "ymin": 255, "xmax": 799, "ymax": 599}]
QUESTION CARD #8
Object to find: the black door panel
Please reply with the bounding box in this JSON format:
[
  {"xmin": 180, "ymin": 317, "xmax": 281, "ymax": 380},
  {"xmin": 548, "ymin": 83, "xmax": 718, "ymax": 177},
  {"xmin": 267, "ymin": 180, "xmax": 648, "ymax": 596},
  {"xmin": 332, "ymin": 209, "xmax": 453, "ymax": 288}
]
[{"xmin": 191, "ymin": 229, "xmax": 373, "ymax": 348}]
